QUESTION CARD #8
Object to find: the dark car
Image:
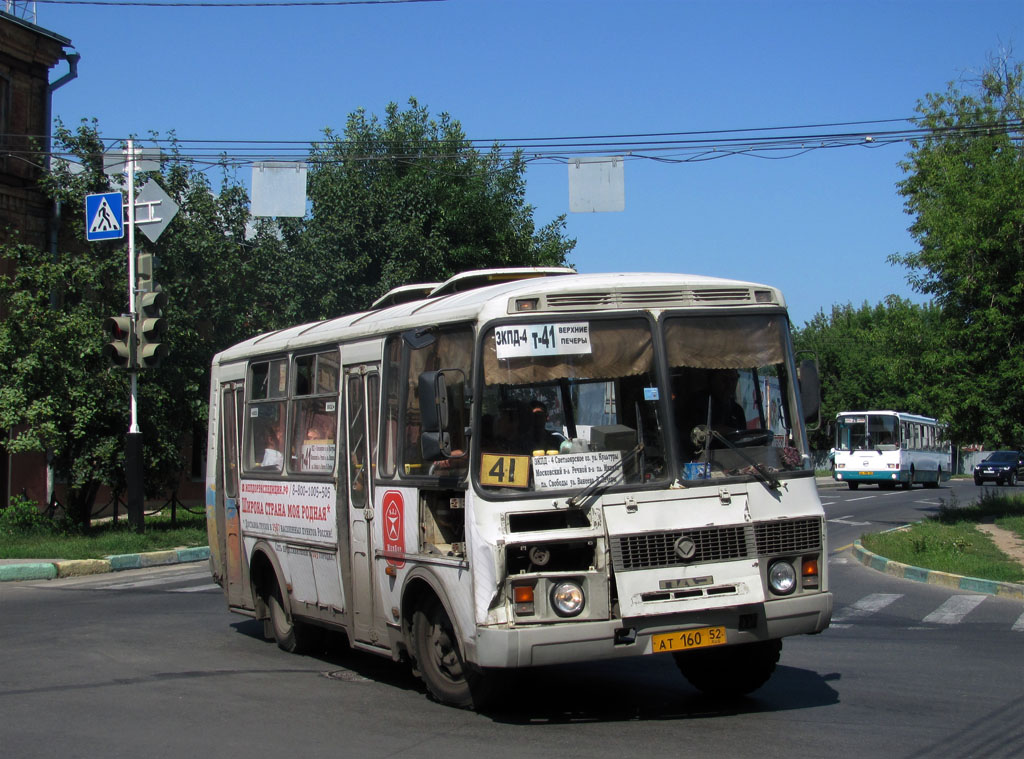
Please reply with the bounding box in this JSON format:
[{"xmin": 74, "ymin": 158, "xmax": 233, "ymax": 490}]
[{"xmin": 973, "ymin": 450, "xmax": 1024, "ymax": 486}]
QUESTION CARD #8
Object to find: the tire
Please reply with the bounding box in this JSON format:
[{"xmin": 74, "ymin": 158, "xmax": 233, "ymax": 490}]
[
  {"xmin": 848, "ymin": 482, "xmax": 859, "ymax": 490},
  {"xmin": 411, "ymin": 596, "xmax": 492, "ymax": 709},
  {"xmin": 974, "ymin": 477, "xmax": 982, "ymax": 486},
  {"xmin": 674, "ymin": 639, "xmax": 782, "ymax": 698},
  {"xmin": 1009, "ymin": 471, "xmax": 1018, "ymax": 487},
  {"xmin": 266, "ymin": 581, "xmax": 321, "ymax": 654}
]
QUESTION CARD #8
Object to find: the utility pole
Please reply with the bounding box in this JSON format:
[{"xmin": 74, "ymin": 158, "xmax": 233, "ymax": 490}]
[{"xmin": 92, "ymin": 141, "xmax": 174, "ymax": 534}]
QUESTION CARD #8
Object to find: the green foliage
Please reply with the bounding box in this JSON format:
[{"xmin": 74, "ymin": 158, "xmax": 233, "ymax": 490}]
[
  {"xmin": 0, "ymin": 496, "xmax": 58, "ymax": 537},
  {"xmin": 934, "ymin": 489, "xmax": 1024, "ymax": 524},
  {"xmin": 889, "ymin": 56, "xmax": 1024, "ymax": 447},
  {"xmin": 0, "ymin": 510, "xmax": 206, "ymax": 559},
  {"xmin": 1, "ymin": 101, "xmax": 576, "ymax": 528},
  {"xmin": 792, "ymin": 297, "xmax": 943, "ymax": 449},
  {"xmin": 291, "ymin": 98, "xmax": 576, "ymax": 321}
]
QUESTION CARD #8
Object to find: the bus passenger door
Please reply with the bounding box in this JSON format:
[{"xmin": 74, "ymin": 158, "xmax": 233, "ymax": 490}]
[
  {"xmin": 345, "ymin": 364, "xmax": 387, "ymax": 646},
  {"xmin": 219, "ymin": 383, "xmax": 251, "ymax": 609}
]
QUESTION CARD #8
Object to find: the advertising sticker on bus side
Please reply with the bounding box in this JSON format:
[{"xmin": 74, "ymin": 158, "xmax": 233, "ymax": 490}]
[
  {"xmin": 239, "ymin": 479, "xmax": 337, "ymax": 544},
  {"xmin": 495, "ymin": 322, "xmax": 592, "ymax": 359}
]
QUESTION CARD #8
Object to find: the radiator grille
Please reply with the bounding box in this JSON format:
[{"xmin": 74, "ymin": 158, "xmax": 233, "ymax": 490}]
[
  {"xmin": 609, "ymin": 517, "xmax": 823, "ymax": 572},
  {"xmin": 610, "ymin": 525, "xmax": 751, "ymax": 571},
  {"xmin": 753, "ymin": 518, "xmax": 822, "ymax": 555}
]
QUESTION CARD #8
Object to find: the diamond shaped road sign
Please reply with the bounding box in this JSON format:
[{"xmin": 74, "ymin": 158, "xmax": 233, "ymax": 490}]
[{"xmin": 134, "ymin": 179, "xmax": 179, "ymax": 243}]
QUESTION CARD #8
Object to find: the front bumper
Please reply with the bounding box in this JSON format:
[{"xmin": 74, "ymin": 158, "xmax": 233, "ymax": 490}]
[{"xmin": 472, "ymin": 591, "xmax": 833, "ymax": 669}]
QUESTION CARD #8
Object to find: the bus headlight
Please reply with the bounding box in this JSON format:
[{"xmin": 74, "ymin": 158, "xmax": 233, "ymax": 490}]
[
  {"xmin": 768, "ymin": 560, "xmax": 797, "ymax": 595},
  {"xmin": 550, "ymin": 580, "xmax": 585, "ymax": 617}
]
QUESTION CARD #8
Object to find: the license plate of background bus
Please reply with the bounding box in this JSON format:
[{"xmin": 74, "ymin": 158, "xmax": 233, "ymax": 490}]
[{"xmin": 652, "ymin": 626, "xmax": 726, "ymax": 652}]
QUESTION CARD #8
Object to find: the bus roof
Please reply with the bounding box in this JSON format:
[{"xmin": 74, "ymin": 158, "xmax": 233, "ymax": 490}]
[
  {"xmin": 213, "ymin": 268, "xmax": 787, "ymax": 365},
  {"xmin": 836, "ymin": 410, "xmax": 942, "ymax": 424}
]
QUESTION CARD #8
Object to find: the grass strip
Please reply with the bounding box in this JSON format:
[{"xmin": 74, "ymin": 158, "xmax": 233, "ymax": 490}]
[
  {"xmin": 0, "ymin": 513, "xmax": 207, "ymax": 560},
  {"xmin": 860, "ymin": 491, "xmax": 1024, "ymax": 584}
]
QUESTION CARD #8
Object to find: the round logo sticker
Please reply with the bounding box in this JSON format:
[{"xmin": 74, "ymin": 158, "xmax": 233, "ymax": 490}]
[{"xmin": 382, "ymin": 490, "xmax": 405, "ymax": 567}]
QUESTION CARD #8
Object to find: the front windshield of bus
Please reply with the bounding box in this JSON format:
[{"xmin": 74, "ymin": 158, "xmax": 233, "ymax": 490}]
[
  {"xmin": 663, "ymin": 313, "xmax": 809, "ymax": 482},
  {"xmin": 478, "ymin": 317, "xmax": 665, "ymax": 494},
  {"xmin": 836, "ymin": 414, "xmax": 900, "ymax": 451},
  {"xmin": 476, "ymin": 312, "xmax": 809, "ymax": 495}
]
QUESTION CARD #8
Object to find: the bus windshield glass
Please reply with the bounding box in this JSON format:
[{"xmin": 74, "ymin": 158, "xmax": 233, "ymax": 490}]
[
  {"xmin": 836, "ymin": 413, "xmax": 900, "ymax": 451},
  {"xmin": 477, "ymin": 313, "xmax": 807, "ymax": 494},
  {"xmin": 479, "ymin": 317, "xmax": 665, "ymax": 492},
  {"xmin": 664, "ymin": 313, "xmax": 806, "ymax": 482}
]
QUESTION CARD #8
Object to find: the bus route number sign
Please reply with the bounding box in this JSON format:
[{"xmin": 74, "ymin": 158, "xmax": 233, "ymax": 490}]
[
  {"xmin": 494, "ymin": 322, "xmax": 592, "ymax": 359},
  {"xmin": 480, "ymin": 454, "xmax": 530, "ymax": 488}
]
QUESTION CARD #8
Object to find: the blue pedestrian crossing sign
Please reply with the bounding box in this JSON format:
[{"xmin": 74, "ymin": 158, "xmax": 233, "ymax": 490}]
[{"xmin": 85, "ymin": 192, "xmax": 124, "ymax": 241}]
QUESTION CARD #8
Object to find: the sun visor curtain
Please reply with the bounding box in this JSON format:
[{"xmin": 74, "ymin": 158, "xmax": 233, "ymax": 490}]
[
  {"xmin": 483, "ymin": 320, "xmax": 653, "ymax": 386},
  {"xmin": 664, "ymin": 314, "xmax": 786, "ymax": 369}
]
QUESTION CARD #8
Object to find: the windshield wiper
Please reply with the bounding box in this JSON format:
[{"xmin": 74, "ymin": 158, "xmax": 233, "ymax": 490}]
[
  {"xmin": 566, "ymin": 443, "xmax": 644, "ymax": 509},
  {"xmin": 693, "ymin": 424, "xmax": 780, "ymax": 490},
  {"xmin": 709, "ymin": 429, "xmax": 780, "ymax": 490}
]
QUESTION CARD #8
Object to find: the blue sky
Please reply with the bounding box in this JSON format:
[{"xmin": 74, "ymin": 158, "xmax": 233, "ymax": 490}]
[{"xmin": 31, "ymin": 0, "xmax": 1022, "ymax": 326}]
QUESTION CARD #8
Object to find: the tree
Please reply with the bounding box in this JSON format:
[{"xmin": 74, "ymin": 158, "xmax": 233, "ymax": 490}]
[
  {"xmin": 890, "ymin": 56, "xmax": 1024, "ymax": 446},
  {"xmin": 0, "ymin": 101, "xmax": 577, "ymax": 527},
  {"xmin": 0, "ymin": 121, "xmax": 281, "ymax": 527},
  {"xmin": 290, "ymin": 98, "xmax": 575, "ymax": 321},
  {"xmin": 793, "ymin": 297, "xmax": 943, "ymax": 450}
]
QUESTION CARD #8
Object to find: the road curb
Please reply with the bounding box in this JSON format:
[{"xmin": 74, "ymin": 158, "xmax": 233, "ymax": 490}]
[
  {"xmin": 852, "ymin": 540, "xmax": 1024, "ymax": 601},
  {"xmin": 0, "ymin": 546, "xmax": 210, "ymax": 583}
]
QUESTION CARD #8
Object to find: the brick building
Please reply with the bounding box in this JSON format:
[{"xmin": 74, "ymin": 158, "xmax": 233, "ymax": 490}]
[{"xmin": 1, "ymin": 10, "xmax": 76, "ymax": 508}]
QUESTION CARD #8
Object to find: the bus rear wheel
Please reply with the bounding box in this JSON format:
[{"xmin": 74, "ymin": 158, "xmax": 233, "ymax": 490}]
[
  {"xmin": 674, "ymin": 639, "xmax": 781, "ymax": 698},
  {"xmin": 265, "ymin": 581, "xmax": 321, "ymax": 654}
]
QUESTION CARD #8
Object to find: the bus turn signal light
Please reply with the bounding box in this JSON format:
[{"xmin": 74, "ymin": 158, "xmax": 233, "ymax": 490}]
[
  {"xmin": 513, "ymin": 584, "xmax": 535, "ymax": 616},
  {"xmin": 802, "ymin": 557, "xmax": 819, "ymax": 589}
]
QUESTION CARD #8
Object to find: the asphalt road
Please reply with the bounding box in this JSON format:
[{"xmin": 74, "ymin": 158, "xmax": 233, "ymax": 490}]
[{"xmin": 1, "ymin": 481, "xmax": 1023, "ymax": 758}]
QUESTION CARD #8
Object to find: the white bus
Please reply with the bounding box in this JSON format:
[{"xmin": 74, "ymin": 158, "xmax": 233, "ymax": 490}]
[
  {"xmin": 832, "ymin": 410, "xmax": 952, "ymax": 490},
  {"xmin": 205, "ymin": 267, "xmax": 832, "ymax": 709}
]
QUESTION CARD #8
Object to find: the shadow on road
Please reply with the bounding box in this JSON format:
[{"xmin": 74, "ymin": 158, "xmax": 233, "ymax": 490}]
[{"xmin": 230, "ymin": 618, "xmax": 841, "ymax": 723}]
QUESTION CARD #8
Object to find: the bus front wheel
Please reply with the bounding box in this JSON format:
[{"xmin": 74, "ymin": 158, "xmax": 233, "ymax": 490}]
[
  {"xmin": 674, "ymin": 638, "xmax": 781, "ymax": 697},
  {"xmin": 412, "ymin": 596, "xmax": 492, "ymax": 709},
  {"xmin": 847, "ymin": 482, "xmax": 859, "ymax": 490}
]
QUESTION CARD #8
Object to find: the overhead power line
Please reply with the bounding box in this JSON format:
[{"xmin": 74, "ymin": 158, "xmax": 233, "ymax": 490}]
[
  {"xmin": 32, "ymin": 0, "xmax": 442, "ymax": 6},
  {"xmin": 4, "ymin": 116, "xmax": 1022, "ymax": 172}
]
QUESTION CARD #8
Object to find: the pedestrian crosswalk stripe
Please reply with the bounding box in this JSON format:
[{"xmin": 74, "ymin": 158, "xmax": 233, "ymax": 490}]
[
  {"xmin": 831, "ymin": 592, "xmax": 902, "ymax": 623},
  {"xmin": 923, "ymin": 595, "xmax": 985, "ymax": 624}
]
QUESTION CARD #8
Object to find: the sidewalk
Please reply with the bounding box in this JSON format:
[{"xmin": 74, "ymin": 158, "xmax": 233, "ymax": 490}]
[{"xmin": 0, "ymin": 546, "xmax": 210, "ymax": 582}]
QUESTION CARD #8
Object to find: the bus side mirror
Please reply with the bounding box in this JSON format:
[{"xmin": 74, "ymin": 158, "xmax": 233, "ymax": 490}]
[
  {"xmin": 798, "ymin": 358, "xmax": 821, "ymax": 430},
  {"xmin": 419, "ymin": 370, "xmax": 451, "ymax": 460}
]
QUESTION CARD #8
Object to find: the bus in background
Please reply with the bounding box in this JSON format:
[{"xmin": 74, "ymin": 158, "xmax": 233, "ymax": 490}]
[
  {"xmin": 205, "ymin": 267, "xmax": 831, "ymax": 710},
  {"xmin": 832, "ymin": 410, "xmax": 951, "ymax": 490}
]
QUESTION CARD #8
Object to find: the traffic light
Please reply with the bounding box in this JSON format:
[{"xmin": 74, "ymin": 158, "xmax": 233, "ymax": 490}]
[
  {"xmin": 136, "ymin": 291, "xmax": 168, "ymax": 368},
  {"xmin": 102, "ymin": 315, "xmax": 135, "ymax": 369},
  {"xmin": 136, "ymin": 252, "xmax": 157, "ymax": 293}
]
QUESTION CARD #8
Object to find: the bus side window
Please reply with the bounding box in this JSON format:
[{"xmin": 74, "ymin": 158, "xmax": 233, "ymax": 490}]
[
  {"xmin": 399, "ymin": 325, "xmax": 472, "ymax": 477},
  {"xmin": 244, "ymin": 358, "xmax": 288, "ymax": 473},
  {"xmin": 288, "ymin": 351, "xmax": 339, "ymax": 474}
]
